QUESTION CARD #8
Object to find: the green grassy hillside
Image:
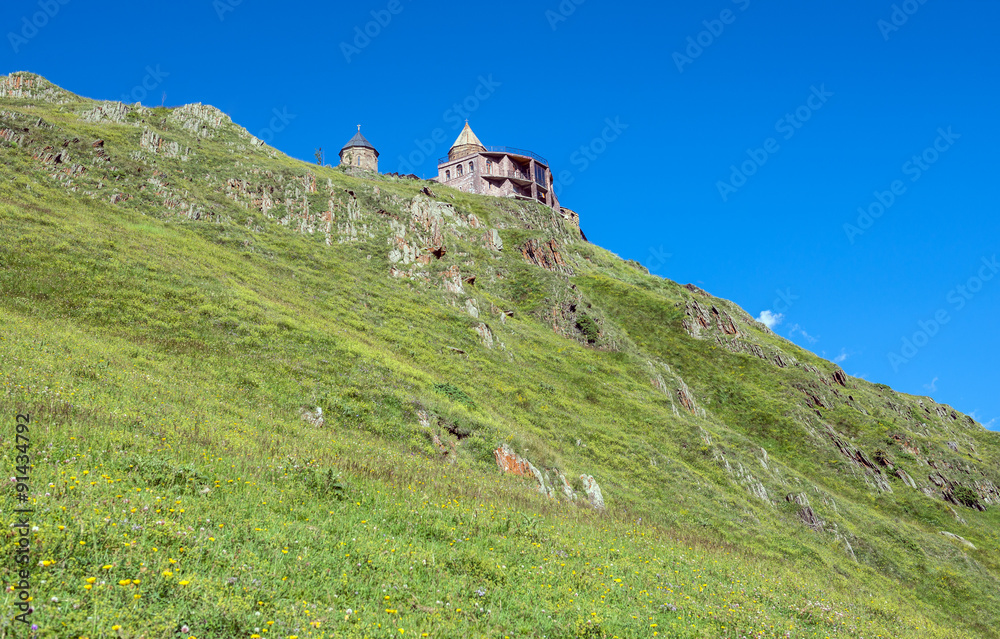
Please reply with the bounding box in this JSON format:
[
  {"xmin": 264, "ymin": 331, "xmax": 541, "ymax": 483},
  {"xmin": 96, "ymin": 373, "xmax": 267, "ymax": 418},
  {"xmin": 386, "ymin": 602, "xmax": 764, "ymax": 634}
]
[{"xmin": 2, "ymin": 71, "xmax": 999, "ymax": 638}]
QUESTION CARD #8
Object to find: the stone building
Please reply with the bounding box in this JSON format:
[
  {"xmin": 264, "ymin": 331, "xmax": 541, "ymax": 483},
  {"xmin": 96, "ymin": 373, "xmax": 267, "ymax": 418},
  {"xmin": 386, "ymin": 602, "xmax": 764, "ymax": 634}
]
[
  {"xmin": 434, "ymin": 122, "xmax": 560, "ymax": 211},
  {"xmin": 339, "ymin": 126, "xmax": 378, "ymax": 172}
]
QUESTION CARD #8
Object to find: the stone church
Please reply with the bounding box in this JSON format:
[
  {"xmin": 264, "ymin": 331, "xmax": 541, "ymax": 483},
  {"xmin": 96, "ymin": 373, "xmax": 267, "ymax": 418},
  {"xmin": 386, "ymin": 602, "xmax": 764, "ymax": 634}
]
[
  {"xmin": 338, "ymin": 122, "xmax": 563, "ymax": 215},
  {"xmin": 433, "ymin": 123, "xmax": 560, "ymax": 211},
  {"xmin": 339, "ymin": 126, "xmax": 379, "ymax": 172}
]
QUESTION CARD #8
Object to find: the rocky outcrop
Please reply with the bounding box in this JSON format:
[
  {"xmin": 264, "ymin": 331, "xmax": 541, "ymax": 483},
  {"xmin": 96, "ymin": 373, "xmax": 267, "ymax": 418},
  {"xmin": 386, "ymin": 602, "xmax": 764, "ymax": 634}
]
[
  {"xmin": 828, "ymin": 427, "xmax": 892, "ymax": 493},
  {"xmin": 684, "ymin": 301, "xmax": 742, "ymax": 338},
  {"xmin": 442, "ymin": 265, "xmax": 464, "ymax": 295},
  {"xmin": 895, "ymin": 468, "xmax": 917, "ymax": 489},
  {"xmin": 787, "ymin": 493, "xmax": 824, "ymax": 531},
  {"xmin": 474, "ymin": 323, "xmax": 494, "ymax": 349},
  {"xmin": 494, "ymin": 444, "xmax": 601, "ymax": 508},
  {"xmin": 485, "ymin": 228, "xmax": 503, "ymax": 252},
  {"xmin": 579, "ymin": 474, "xmax": 605, "ymax": 510},
  {"xmin": 676, "ymin": 381, "xmax": 706, "ymax": 418},
  {"xmin": 140, "ymin": 128, "xmax": 190, "ymax": 160},
  {"xmin": 519, "ymin": 239, "xmax": 570, "ymax": 273},
  {"xmin": 79, "ymin": 102, "xmax": 132, "ymax": 125},
  {"xmin": 299, "ymin": 406, "xmax": 324, "ymax": 427},
  {"xmin": 168, "ymin": 103, "xmax": 229, "ymax": 139},
  {"xmin": 465, "ymin": 298, "xmax": 480, "ymax": 318},
  {"xmin": 494, "ymin": 444, "xmax": 546, "ymax": 495},
  {"xmin": 832, "ymin": 369, "xmax": 848, "ymax": 387},
  {"xmin": 0, "ymin": 127, "xmax": 26, "ymax": 145},
  {"xmin": 0, "ymin": 73, "xmax": 71, "ymax": 103}
]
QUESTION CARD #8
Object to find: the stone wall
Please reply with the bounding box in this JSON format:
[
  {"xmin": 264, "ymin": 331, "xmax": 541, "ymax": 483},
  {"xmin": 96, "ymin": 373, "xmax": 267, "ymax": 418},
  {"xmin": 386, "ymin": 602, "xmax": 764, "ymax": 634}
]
[
  {"xmin": 437, "ymin": 152, "xmax": 557, "ymax": 209},
  {"xmin": 340, "ymin": 147, "xmax": 378, "ymax": 172}
]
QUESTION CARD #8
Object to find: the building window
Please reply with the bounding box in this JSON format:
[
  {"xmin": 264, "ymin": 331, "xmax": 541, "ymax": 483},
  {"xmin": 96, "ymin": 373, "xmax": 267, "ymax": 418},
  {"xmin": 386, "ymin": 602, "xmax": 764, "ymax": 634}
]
[
  {"xmin": 486, "ymin": 159, "xmax": 492, "ymax": 174},
  {"xmin": 357, "ymin": 156, "xmax": 361, "ymax": 166},
  {"xmin": 445, "ymin": 170, "xmax": 451, "ymax": 180},
  {"xmin": 469, "ymin": 161, "xmax": 474, "ymax": 174},
  {"xmin": 457, "ymin": 165, "xmax": 463, "ymax": 176}
]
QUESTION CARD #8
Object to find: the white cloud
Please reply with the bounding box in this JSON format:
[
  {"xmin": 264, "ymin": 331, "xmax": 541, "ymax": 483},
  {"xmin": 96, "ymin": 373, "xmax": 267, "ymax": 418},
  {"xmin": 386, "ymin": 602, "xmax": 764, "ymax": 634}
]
[
  {"xmin": 834, "ymin": 349, "xmax": 849, "ymax": 364},
  {"xmin": 756, "ymin": 310, "xmax": 784, "ymax": 328},
  {"xmin": 923, "ymin": 377, "xmax": 939, "ymax": 392},
  {"xmin": 789, "ymin": 323, "xmax": 818, "ymax": 344},
  {"xmin": 967, "ymin": 410, "xmax": 996, "ymax": 429}
]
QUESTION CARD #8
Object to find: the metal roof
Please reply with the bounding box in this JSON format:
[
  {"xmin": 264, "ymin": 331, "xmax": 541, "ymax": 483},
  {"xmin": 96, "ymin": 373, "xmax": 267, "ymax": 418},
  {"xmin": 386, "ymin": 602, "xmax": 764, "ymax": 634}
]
[{"xmin": 341, "ymin": 128, "xmax": 377, "ymax": 153}]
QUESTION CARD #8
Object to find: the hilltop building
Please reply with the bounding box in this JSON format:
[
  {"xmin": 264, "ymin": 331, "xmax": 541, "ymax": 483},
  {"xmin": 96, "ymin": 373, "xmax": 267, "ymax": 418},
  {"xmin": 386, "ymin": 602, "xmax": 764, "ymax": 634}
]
[
  {"xmin": 339, "ymin": 126, "xmax": 378, "ymax": 172},
  {"xmin": 433, "ymin": 122, "xmax": 560, "ymax": 211},
  {"xmin": 335, "ymin": 123, "xmax": 574, "ymax": 226}
]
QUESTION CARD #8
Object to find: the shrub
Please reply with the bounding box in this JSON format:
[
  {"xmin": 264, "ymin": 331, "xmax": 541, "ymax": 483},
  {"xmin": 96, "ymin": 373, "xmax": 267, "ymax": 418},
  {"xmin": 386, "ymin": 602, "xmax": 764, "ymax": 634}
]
[
  {"xmin": 433, "ymin": 383, "xmax": 475, "ymax": 407},
  {"xmin": 576, "ymin": 314, "xmax": 600, "ymax": 344},
  {"xmin": 953, "ymin": 485, "xmax": 979, "ymax": 508}
]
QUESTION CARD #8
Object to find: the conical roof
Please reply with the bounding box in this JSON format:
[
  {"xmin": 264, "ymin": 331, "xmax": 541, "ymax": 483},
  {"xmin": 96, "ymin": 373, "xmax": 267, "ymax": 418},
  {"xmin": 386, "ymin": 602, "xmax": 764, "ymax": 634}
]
[
  {"xmin": 341, "ymin": 127, "xmax": 378, "ymax": 155},
  {"xmin": 451, "ymin": 122, "xmax": 485, "ymax": 151}
]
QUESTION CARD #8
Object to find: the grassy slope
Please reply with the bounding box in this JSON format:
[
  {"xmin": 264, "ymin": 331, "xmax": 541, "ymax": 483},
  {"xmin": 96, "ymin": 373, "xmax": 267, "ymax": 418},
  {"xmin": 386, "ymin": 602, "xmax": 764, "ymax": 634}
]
[{"xmin": 1, "ymin": 72, "xmax": 999, "ymax": 638}]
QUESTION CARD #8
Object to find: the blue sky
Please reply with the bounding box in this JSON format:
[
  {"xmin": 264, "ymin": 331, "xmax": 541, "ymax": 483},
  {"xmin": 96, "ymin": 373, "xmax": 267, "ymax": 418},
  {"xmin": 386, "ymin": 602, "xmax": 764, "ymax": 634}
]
[{"xmin": 4, "ymin": 0, "xmax": 999, "ymax": 429}]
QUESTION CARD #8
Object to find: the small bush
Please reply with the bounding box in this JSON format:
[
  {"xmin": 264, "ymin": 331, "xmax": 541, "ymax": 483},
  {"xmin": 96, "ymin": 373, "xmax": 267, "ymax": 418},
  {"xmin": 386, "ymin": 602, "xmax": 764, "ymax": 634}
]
[
  {"xmin": 433, "ymin": 382, "xmax": 475, "ymax": 407},
  {"xmin": 576, "ymin": 314, "xmax": 600, "ymax": 344},
  {"xmin": 953, "ymin": 485, "xmax": 979, "ymax": 508}
]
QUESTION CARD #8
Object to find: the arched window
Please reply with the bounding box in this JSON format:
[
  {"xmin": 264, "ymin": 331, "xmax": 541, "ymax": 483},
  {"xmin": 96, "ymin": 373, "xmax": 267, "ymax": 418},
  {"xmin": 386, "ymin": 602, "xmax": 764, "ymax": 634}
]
[
  {"xmin": 457, "ymin": 165, "xmax": 463, "ymax": 177},
  {"xmin": 486, "ymin": 159, "xmax": 492, "ymax": 174},
  {"xmin": 357, "ymin": 156, "xmax": 361, "ymax": 166},
  {"xmin": 445, "ymin": 170, "xmax": 451, "ymax": 180},
  {"xmin": 469, "ymin": 161, "xmax": 474, "ymax": 174}
]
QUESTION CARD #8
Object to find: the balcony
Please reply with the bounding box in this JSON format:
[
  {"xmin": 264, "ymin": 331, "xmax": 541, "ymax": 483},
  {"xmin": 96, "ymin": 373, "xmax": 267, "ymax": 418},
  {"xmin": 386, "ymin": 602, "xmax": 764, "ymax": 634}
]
[
  {"xmin": 438, "ymin": 146, "xmax": 549, "ymax": 166},
  {"xmin": 482, "ymin": 168, "xmax": 532, "ymax": 182}
]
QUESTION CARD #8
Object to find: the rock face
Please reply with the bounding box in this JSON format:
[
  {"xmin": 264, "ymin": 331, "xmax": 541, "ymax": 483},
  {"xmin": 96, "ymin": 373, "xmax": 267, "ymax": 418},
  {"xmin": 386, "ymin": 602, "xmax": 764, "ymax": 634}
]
[
  {"xmin": 519, "ymin": 239, "xmax": 570, "ymax": 273},
  {"xmin": 140, "ymin": 128, "xmax": 190, "ymax": 160},
  {"xmin": 485, "ymin": 229, "xmax": 503, "ymax": 252},
  {"xmin": 168, "ymin": 103, "xmax": 229, "ymax": 139},
  {"xmin": 494, "ymin": 444, "xmax": 546, "ymax": 495},
  {"xmin": 475, "ymin": 323, "xmax": 494, "ymax": 349},
  {"xmin": 80, "ymin": 102, "xmax": 132, "ymax": 124},
  {"xmin": 579, "ymin": 475, "xmax": 605, "ymax": 510},
  {"xmin": 493, "ymin": 444, "xmax": 603, "ymax": 508},
  {"xmin": 0, "ymin": 73, "xmax": 71, "ymax": 103},
  {"xmin": 787, "ymin": 493, "xmax": 824, "ymax": 531},
  {"xmin": 896, "ymin": 468, "xmax": 917, "ymax": 489}
]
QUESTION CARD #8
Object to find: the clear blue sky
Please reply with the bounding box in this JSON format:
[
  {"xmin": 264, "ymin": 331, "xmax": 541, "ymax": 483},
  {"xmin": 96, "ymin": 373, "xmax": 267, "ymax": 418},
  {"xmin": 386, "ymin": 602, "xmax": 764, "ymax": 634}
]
[{"xmin": 5, "ymin": 0, "xmax": 998, "ymax": 429}]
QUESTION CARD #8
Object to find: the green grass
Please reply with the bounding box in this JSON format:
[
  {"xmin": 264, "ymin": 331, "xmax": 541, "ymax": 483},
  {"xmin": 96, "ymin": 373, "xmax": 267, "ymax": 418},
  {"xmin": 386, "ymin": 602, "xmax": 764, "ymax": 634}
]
[{"xmin": 2, "ymin": 72, "xmax": 1000, "ymax": 637}]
